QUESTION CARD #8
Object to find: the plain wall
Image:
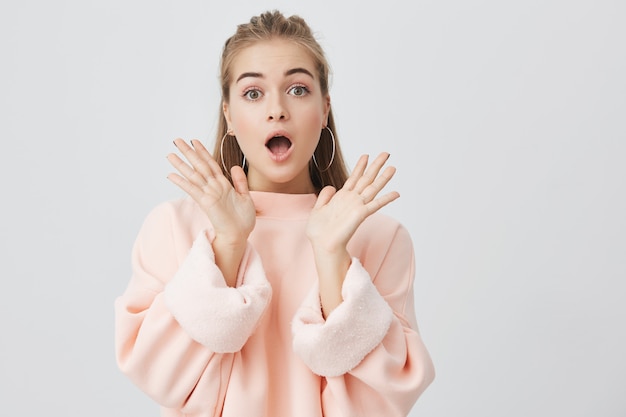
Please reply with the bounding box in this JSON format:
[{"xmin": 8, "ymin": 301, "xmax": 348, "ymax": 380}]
[{"xmin": 0, "ymin": 0, "xmax": 624, "ymax": 416}]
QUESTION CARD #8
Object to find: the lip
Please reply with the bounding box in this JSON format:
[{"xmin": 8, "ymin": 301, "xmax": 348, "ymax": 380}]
[
  {"xmin": 264, "ymin": 130, "xmax": 292, "ymax": 144},
  {"xmin": 265, "ymin": 130, "xmax": 293, "ymax": 162}
]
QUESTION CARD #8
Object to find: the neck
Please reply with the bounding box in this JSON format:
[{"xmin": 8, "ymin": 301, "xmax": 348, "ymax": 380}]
[{"xmin": 247, "ymin": 169, "xmax": 317, "ymax": 194}]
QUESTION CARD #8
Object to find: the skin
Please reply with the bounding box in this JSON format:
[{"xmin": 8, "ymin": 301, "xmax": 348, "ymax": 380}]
[{"xmin": 167, "ymin": 39, "xmax": 399, "ymax": 318}]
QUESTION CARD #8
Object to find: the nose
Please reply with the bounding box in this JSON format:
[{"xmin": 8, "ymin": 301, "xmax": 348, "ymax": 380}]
[{"xmin": 267, "ymin": 94, "xmax": 289, "ymax": 121}]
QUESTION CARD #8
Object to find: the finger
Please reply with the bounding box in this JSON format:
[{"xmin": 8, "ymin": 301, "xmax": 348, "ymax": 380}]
[
  {"xmin": 343, "ymin": 155, "xmax": 368, "ymax": 191},
  {"xmin": 167, "ymin": 172, "xmax": 206, "ymax": 202},
  {"xmin": 354, "ymin": 152, "xmax": 390, "ymax": 193},
  {"xmin": 166, "ymin": 153, "xmax": 208, "ymax": 188},
  {"xmin": 191, "ymin": 139, "xmax": 223, "ymax": 177},
  {"xmin": 361, "ymin": 165, "xmax": 397, "ymax": 202},
  {"xmin": 365, "ymin": 190, "xmax": 400, "ymax": 215},
  {"xmin": 174, "ymin": 138, "xmax": 214, "ymax": 180},
  {"xmin": 231, "ymin": 166, "xmax": 250, "ymax": 195},
  {"xmin": 314, "ymin": 186, "xmax": 337, "ymax": 208}
]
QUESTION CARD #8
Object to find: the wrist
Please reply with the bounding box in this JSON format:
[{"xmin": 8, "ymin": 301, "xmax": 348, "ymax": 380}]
[
  {"xmin": 212, "ymin": 234, "xmax": 248, "ymax": 288},
  {"xmin": 309, "ymin": 236, "xmax": 348, "ymax": 256},
  {"xmin": 213, "ymin": 232, "xmax": 248, "ymax": 250},
  {"xmin": 312, "ymin": 246, "xmax": 351, "ymax": 279}
]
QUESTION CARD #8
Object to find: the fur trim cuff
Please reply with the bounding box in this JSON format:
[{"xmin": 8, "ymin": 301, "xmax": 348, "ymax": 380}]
[
  {"xmin": 292, "ymin": 258, "xmax": 393, "ymax": 377},
  {"xmin": 164, "ymin": 230, "xmax": 271, "ymax": 353}
]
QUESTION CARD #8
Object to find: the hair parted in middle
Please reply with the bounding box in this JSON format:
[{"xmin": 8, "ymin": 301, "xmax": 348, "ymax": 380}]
[{"xmin": 213, "ymin": 9, "xmax": 349, "ymax": 192}]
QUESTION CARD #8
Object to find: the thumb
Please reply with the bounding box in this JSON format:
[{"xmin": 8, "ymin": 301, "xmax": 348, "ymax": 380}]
[
  {"xmin": 314, "ymin": 185, "xmax": 336, "ymax": 208},
  {"xmin": 230, "ymin": 166, "xmax": 250, "ymax": 195}
]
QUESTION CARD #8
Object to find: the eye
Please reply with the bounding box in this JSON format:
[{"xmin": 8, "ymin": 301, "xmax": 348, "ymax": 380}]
[
  {"xmin": 243, "ymin": 88, "xmax": 263, "ymax": 101},
  {"xmin": 288, "ymin": 85, "xmax": 309, "ymax": 97}
]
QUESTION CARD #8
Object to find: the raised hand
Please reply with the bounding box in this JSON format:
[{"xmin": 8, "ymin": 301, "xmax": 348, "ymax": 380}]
[
  {"xmin": 167, "ymin": 138, "xmax": 256, "ymax": 243},
  {"xmin": 167, "ymin": 138, "xmax": 255, "ymax": 286},
  {"xmin": 306, "ymin": 152, "xmax": 400, "ymax": 317},
  {"xmin": 306, "ymin": 152, "xmax": 400, "ymax": 253}
]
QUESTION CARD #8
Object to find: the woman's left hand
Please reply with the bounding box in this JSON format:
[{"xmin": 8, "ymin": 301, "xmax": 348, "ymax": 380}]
[
  {"xmin": 306, "ymin": 152, "xmax": 400, "ymax": 254},
  {"xmin": 306, "ymin": 152, "xmax": 399, "ymax": 317}
]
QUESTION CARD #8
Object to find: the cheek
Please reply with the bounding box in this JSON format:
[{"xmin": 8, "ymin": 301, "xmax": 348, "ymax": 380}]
[
  {"xmin": 232, "ymin": 116, "xmax": 251, "ymax": 132},
  {"xmin": 299, "ymin": 102, "xmax": 326, "ymax": 128},
  {"xmin": 301, "ymin": 109, "xmax": 325, "ymax": 151},
  {"xmin": 229, "ymin": 104, "xmax": 256, "ymax": 134}
]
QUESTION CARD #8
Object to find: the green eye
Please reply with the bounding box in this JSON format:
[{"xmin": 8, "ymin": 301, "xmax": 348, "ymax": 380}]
[
  {"xmin": 289, "ymin": 86, "xmax": 308, "ymax": 97},
  {"xmin": 244, "ymin": 89, "xmax": 262, "ymax": 100}
]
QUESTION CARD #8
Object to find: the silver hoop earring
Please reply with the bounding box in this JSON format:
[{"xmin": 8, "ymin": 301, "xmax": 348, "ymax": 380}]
[
  {"xmin": 220, "ymin": 131, "xmax": 246, "ymax": 173},
  {"xmin": 312, "ymin": 126, "xmax": 336, "ymax": 172}
]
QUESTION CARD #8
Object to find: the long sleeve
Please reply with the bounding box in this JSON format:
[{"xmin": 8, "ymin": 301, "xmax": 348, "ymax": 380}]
[
  {"xmin": 164, "ymin": 230, "xmax": 272, "ymax": 352},
  {"xmin": 292, "ymin": 221, "xmax": 435, "ymax": 417},
  {"xmin": 114, "ymin": 201, "xmax": 271, "ymax": 414}
]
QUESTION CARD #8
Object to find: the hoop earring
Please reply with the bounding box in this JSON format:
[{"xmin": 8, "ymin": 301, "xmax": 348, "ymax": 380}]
[
  {"xmin": 312, "ymin": 126, "xmax": 336, "ymax": 172},
  {"xmin": 220, "ymin": 131, "xmax": 246, "ymax": 173}
]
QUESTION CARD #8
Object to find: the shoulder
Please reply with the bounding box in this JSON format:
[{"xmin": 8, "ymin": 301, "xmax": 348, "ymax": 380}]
[
  {"xmin": 357, "ymin": 212, "xmax": 411, "ymax": 244},
  {"xmin": 142, "ymin": 196, "xmax": 204, "ymax": 224},
  {"xmin": 144, "ymin": 196, "xmax": 201, "ymax": 221},
  {"xmin": 138, "ymin": 197, "xmax": 210, "ymax": 244},
  {"xmin": 349, "ymin": 212, "xmax": 413, "ymax": 259}
]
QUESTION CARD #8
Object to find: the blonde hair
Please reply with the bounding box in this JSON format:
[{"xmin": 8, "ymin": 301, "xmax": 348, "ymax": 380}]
[{"xmin": 213, "ymin": 10, "xmax": 349, "ymax": 192}]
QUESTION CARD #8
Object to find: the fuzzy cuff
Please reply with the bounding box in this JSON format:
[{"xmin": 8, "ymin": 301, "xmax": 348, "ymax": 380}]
[
  {"xmin": 164, "ymin": 230, "xmax": 271, "ymax": 353},
  {"xmin": 292, "ymin": 258, "xmax": 393, "ymax": 377}
]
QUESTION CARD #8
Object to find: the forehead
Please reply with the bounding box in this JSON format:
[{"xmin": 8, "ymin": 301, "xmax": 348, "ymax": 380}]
[{"xmin": 231, "ymin": 39, "xmax": 317, "ymax": 80}]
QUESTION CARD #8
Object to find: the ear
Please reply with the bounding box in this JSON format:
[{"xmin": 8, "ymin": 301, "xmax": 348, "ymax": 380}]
[
  {"xmin": 322, "ymin": 95, "xmax": 331, "ymax": 127},
  {"xmin": 223, "ymin": 101, "xmax": 232, "ymax": 130}
]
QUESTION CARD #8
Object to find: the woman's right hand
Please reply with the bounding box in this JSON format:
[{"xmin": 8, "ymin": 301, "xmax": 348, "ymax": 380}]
[{"xmin": 166, "ymin": 138, "xmax": 256, "ymax": 248}]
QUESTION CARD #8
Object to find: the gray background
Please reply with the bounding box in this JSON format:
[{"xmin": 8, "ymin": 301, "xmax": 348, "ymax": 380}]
[{"xmin": 1, "ymin": 0, "xmax": 624, "ymax": 416}]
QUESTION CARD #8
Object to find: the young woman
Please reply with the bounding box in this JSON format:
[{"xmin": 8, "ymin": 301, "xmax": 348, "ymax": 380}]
[{"xmin": 115, "ymin": 10, "xmax": 435, "ymax": 417}]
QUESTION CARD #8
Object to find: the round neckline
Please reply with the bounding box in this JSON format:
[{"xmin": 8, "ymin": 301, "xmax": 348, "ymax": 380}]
[{"xmin": 250, "ymin": 191, "xmax": 317, "ymax": 219}]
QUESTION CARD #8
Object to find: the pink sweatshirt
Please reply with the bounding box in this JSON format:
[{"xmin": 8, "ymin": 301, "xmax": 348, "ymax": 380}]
[{"xmin": 115, "ymin": 191, "xmax": 434, "ymax": 417}]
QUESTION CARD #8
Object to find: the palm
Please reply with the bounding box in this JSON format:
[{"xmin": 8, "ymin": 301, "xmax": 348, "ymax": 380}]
[
  {"xmin": 307, "ymin": 153, "xmax": 400, "ymax": 252},
  {"xmin": 167, "ymin": 138, "xmax": 255, "ymax": 241},
  {"xmin": 200, "ymin": 179, "xmax": 256, "ymax": 240}
]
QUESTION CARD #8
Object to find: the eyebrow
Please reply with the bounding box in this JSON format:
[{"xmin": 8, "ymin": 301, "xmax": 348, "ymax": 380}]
[
  {"xmin": 285, "ymin": 67, "xmax": 314, "ymax": 78},
  {"xmin": 236, "ymin": 67, "xmax": 315, "ymax": 83}
]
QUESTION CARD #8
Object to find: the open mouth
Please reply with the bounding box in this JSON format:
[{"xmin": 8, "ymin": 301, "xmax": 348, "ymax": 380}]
[{"xmin": 265, "ymin": 135, "xmax": 292, "ymax": 156}]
